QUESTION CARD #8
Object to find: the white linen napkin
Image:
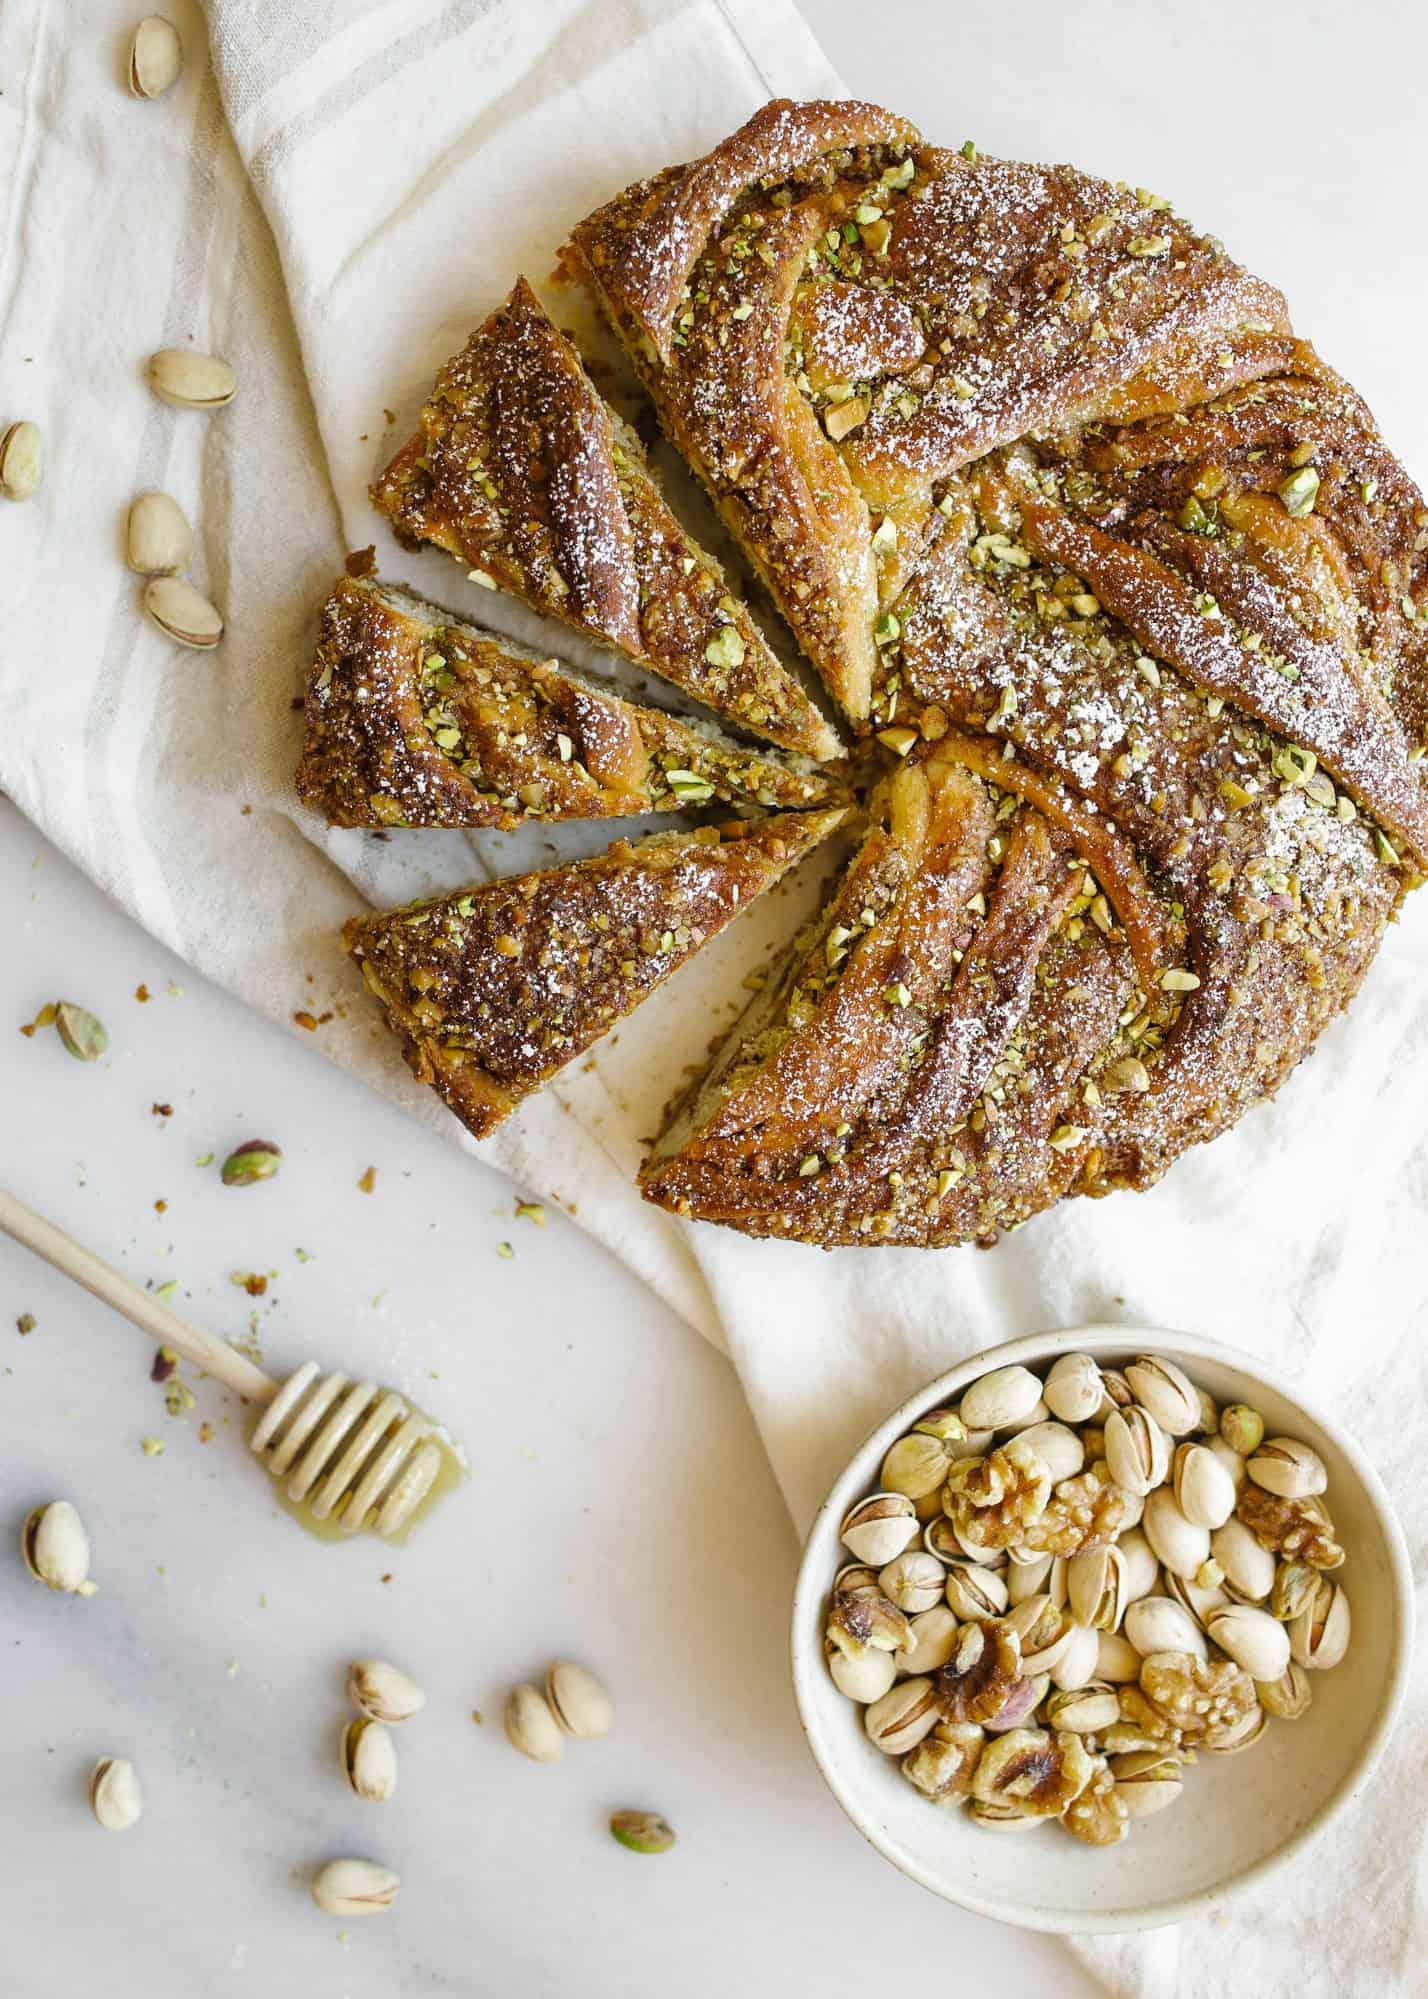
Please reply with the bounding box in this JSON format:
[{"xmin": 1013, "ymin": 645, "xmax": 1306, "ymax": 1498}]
[{"xmin": 3, "ymin": 1, "xmax": 1425, "ymax": 1989}]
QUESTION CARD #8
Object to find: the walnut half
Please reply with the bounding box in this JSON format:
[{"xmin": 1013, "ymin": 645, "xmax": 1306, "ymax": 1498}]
[
  {"xmin": 1235, "ymin": 1484, "xmax": 1344, "ymax": 1571},
  {"xmin": 934, "ymin": 1618, "xmax": 1023, "ymax": 1724},
  {"xmin": 1139, "ymin": 1649, "xmax": 1258, "ymax": 1750},
  {"xmin": 941, "ymin": 1439, "xmax": 1052, "ymax": 1550},
  {"xmin": 971, "ymin": 1727, "xmax": 1096, "ymax": 1817}
]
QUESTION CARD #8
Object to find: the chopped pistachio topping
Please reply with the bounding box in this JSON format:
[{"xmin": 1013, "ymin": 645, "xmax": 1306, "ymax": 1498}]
[
  {"xmin": 666, "ymin": 769, "xmax": 715, "ymax": 804},
  {"xmin": 467, "ymin": 568, "xmax": 497, "ymax": 588},
  {"xmin": 1160, "ymin": 968, "xmax": 1202, "ymax": 992},
  {"xmin": 870, "ymin": 515, "xmax": 898, "ymax": 556},
  {"xmin": 703, "ymin": 625, "xmax": 747, "ymax": 670},
  {"xmin": 1278, "ymin": 466, "xmax": 1320, "ymax": 517}
]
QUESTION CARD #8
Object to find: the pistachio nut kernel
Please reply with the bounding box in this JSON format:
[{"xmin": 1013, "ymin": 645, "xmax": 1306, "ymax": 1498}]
[
  {"xmin": 1256, "ymin": 1659, "xmax": 1313, "ymax": 1720},
  {"xmin": 864, "ymin": 1676, "xmax": 940, "ymax": 1755},
  {"xmin": 341, "ymin": 1718, "xmax": 398, "ymax": 1802},
  {"xmin": 1043, "ymin": 1351, "xmax": 1104, "ymax": 1426},
  {"xmin": 1109, "ymin": 1747, "xmax": 1183, "ymax": 1818},
  {"xmin": 981, "ymin": 1670, "xmax": 1050, "ymax": 1733},
  {"xmin": 310, "ymin": 1858, "xmax": 400, "ymax": 1916},
  {"xmin": 900, "ymin": 1720, "xmax": 985, "ymax": 1800},
  {"xmin": 1289, "ymin": 1578, "xmax": 1350, "ymax": 1670},
  {"xmin": 1062, "ymin": 1756, "xmax": 1129, "ymax": 1846},
  {"xmin": 1006, "ymin": 1594, "xmax": 1075, "ymax": 1675},
  {"xmin": 898, "ymin": 1605, "xmax": 961, "ymax": 1677},
  {"xmin": 545, "ymin": 1661, "xmax": 612, "ymax": 1740},
  {"xmin": 1045, "ymin": 1680, "xmax": 1121, "ymax": 1734},
  {"xmin": 1235, "ymin": 1484, "xmax": 1344, "ymax": 1572},
  {"xmin": 971, "ymin": 1727, "xmax": 1095, "ymax": 1817},
  {"xmin": 942, "ymin": 1557, "xmax": 1010, "ymax": 1621},
  {"xmin": 504, "ymin": 1683, "xmax": 564, "ymax": 1763},
  {"xmin": 89, "ymin": 1756, "xmax": 142, "ymax": 1831},
  {"xmin": 609, "ymin": 1810, "xmax": 675, "ymax": 1855},
  {"xmin": 220, "ymin": 1139, "xmax": 282, "ymax": 1187},
  {"xmin": 878, "ymin": 1549, "xmax": 946, "ymax": 1615},
  {"xmin": 22, "ymin": 1500, "xmax": 92, "ymax": 1593},
  {"xmin": 0, "ymin": 419, "xmax": 43, "ymax": 500},
  {"xmin": 825, "ymin": 1634, "xmax": 897, "ymax": 1703},
  {"xmin": 147, "ymin": 347, "xmax": 237, "ymax": 411},
  {"xmin": 346, "ymin": 1657, "xmax": 425, "ymax": 1724},
  {"xmin": 1269, "ymin": 1561, "xmax": 1320, "ymax": 1623},
  {"xmin": 54, "ymin": 1002, "xmax": 108, "ymax": 1063},
  {"xmin": 1098, "ymin": 1368, "xmax": 1135, "ymax": 1414},
  {"xmin": 1124, "ymin": 1356, "xmax": 1200, "ymax": 1436},
  {"xmin": 934, "ymin": 1617, "xmax": 1022, "ymax": 1725},
  {"xmin": 827, "ymin": 1589, "xmax": 911, "ymax": 1659},
  {"xmin": 143, "ymin": 574, "xmax": 223, "ymax": 648},
  {"xmin": 840, "ymin": 1492, "xmax": 918, "ymax": 1566},
  {"xmin": 911, "ymin": 1405, "xmax": 969, "ymax": 1445},
  {"xmin": 126, "ymin": 490, "xmax": 194, "ymax": 575},
  {"xmin": 129, "ymin": 16, "xmax": 182, "ymax": 97},
  {"xmin": 880, "ymin": 1432, "xmax": 954, "ymax": 1500},
  {"xmin": 1246, "ymin": 1437, "xmax": 1327, "ymax": 1501},
  {"xmin": 959, "ymin": 1364, "xmax": 1043, "ymax": 1433},
  {"xmin": 1219, "ymin": 1403, "xmax": 1265, "ymax": 1456}
]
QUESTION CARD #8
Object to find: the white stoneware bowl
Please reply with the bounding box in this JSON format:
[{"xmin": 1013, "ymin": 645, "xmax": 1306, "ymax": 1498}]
[{"xmin": 791, "ymin": 1326, "xmax": 1412, "ymax": 1932}]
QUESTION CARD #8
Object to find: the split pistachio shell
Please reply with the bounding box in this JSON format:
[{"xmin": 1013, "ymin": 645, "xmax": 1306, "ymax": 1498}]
[
  {"xmin": 840, "ymin": 1493, "xmax": 918, "ymax": 1566},
  {"xmin": 609, "ymin": 1810, "xmax": 675, "ymax": 1855},
  {"xmin": 504, "ymin": 1683, "xmax": 563, "ymax": 1763},
  {"xmin": 545, "ymin": 1661, "xmax": 612, "ymax": 1739},
  {"xmin": 347, "ymin": 1659, "xmax": 425, "ymax": 1724},
  {"xmin": 1045, "ymin": 1681, "xmax": 1120, "ymax": 1733},
  {"xmin": 1116, "ymin": 1529, "xmax": 1159, "ymax": 1605},
  {"xmin": 1290, "ymin": 1579, "xmax": 1350, "ymax": 1670},
  {"xmin": 898, "ymin": 1605, "xmax": 960, "ymax": 1677},
  {"xmin": 1207, "ymin": 1433, "xmax": 1248, "ymax": 1489},
  {"xmin": 1110, "ymin": 1748, "xmax": 1182, "ymax": 1817},
  {"xmin": 90, "ymin": 1757, "xmax": 142, "ymax": 1831},
  {"xmin": 1098, "ymin": 1368, "xmax": 1134, "ymax": 1414},
  {"xmin": 1123, "ymin": 1595, "xmax": 1207, "ymax": 1661},
  {"xmin": 341, "ymin": 1718, "xmax": 397, "ymax": 1802},
  {"xmin": 0, "ymin": 419, "xmax": 43, "ymax": 500},
  {"xmin": 959, "ymin": 1365, "xmax": 1043, "ymax": 1433},
  {"xmin": 310, "ymin": 1858, "xmax": 399, "ymax": 1916},
  {"xmin": 1219, "ymin": 1404, "xmax": 1265, "ymax": 1456},
  {"xmin": 126, "ymin": 491, "xmax": 193, "ymax": 575},
  {"xmin": 129, "ymin": 16, "xmax": 182, "ymax": 97},
  {"xmin": 1192, "ymin": 1388, "xmax": 1220, "ymax": 1436},
  {"xmin": 1043, "ymin": 1352, "xmax": 1104, "ymax": 1425},
  {"xmin": 1048, "ymin": 1620, "xmax": 1100, "ymax": 1691},
  {"xmin": 1164, "ymin": 1570, "xmax": 1229, "ymax": 1630},
  {"xmin": 1208, "ymin": 1604, "xmax": 1291, "ymax": 1681},
  {"xmin": 22, "ymin": 1500, "xmax": 92, "ymax": 1593},
  {"xmin": 1104, "ymin": 1405, "xmax": 1170, "ymax": 1498},
  {"xmin": 1257, "ymin": 1660, "xmax": 1313, "ymax": 1720},
  {"xmin": 942, "ymin": 1558, "xmax": 1009, "ymax": 1621},
  {"xmin": 1172, "ymin": 1441, "xmax": 1237, "ymax": 1530},
  {"xmin": 1007, "ymin": 1596, "xmax": 1075, "ymax": 1675},
  {"xmin": 1246, "ymin": 1437, "xmax": 1327, "ymax": 1500},
  {"xmin": 833, "ymin": 1563, "xmax": 881, "ymax": 1596},
  {"xmin": 1199, "ymin": 1701, "xmax": 1267, "ymax": 1755},
  {"xmin": 864, "ymin": 1676, "xmax": 939, "ymax": 1755},
  {"xmin": 826, "ymin": 1636, "xmax": 897, "ymax": 1702},
  {"xmin": 147, "ymin": 347, "xmax": 236, "ymax": 410},
  {"xmin": 968, "ymin": 1799, "xmax": 1043, "ymax": 1831},
  {"xmin": 1006, "ymin": 1550, "xmax": 1056, "ymax": 1606},
  {"xmin": 1142, "ymin": 1487, "xmax": 1210, "ymax": 1580},
  {"xmin": 1094, "ymin": 1631, "xmax": 1141, "ymax": 1683},
  {"xmin": 143, "ymin": 575, "xmax": 222, "ymax": 648},
  {"xmin": 1211, "ymin": 1517, "xmax": 1276, "ymax": 1601},
  {"xmin": 878, "ymin": 1550, "xmax": 945, "ymax": 1615},
  {"xmin": 1009, "ymin": 1420, "xmax": 1084, "ymax": 1485},
  {"xmin": 1068, "ymin": 1544, "xmax": 1127, "ymax": 1632},
  {"xmin": 1125, "ymin": 1356, "xmax": 1200, "ymax": 1436}
]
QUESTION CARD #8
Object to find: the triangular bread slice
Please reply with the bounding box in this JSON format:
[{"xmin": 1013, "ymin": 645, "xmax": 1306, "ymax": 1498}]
[
  {"xmin": 297, "ymin": 571, "xmax": 845, "ymax": 828},
  {"xmin": 370, "ymin": 279, "xmax": 839, "ymax": 762},
  {"xmin": 344, "ymin": 806, "xmax": 849, "ymax": 1142},
  {"xmin": 640, "ymin": 745, "xmax": 1135, "ymax": 1246}
]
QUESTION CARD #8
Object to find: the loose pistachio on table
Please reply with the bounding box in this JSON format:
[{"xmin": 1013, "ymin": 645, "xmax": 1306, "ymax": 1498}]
[
  {"xmin": 0, "ymin": 419, "xmax": 43, "ymax": 500},
  {"xmin": 310, "ymin": 1858, "xmax": 399, "ymax": 1916},
  {"xmin": 821, "ymin": 1350, "xmax": 1355, "ymax": 1849},
  {"xmin": 129, "ymin": 17, "xmax": 183, "ymax": 98},
  {"xmin": 90, "ymin": 1757, "xmax": 142, "ymax": 1831},
  {"xmin": 22, "ymin": 1500, "xmax": 94, "ymax": 1594},
  {"xmin": 347, "ymin": 1657, "xmax": 425, "ymax": 1723}
]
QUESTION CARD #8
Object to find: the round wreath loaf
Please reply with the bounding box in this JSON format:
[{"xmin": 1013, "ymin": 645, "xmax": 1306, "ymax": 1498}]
[{"xmin": 561, "ymin": 99, "xmax": 1428, "ymax": 1246}]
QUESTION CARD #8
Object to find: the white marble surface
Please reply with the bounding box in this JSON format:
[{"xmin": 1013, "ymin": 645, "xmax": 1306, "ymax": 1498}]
[
  {"xmin": 0, "ymin": 792, "xmax": 1095, "ymax": 1994},
  {"xmin": 7, "ymin": 0, "xmax": 1427, "ymax": 1988}
]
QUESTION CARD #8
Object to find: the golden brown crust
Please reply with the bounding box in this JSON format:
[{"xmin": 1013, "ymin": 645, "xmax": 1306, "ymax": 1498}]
[
  {"xmin": 343, "ymin": 808, "xmax": 848, "ymax": 1142},
  {"xmin": 296, "ymin": 573, "xmax": 846, "ymax": 828},
  {"xmin": 369, "ymin": 278, "xmax": 838, "ymax": 760}
]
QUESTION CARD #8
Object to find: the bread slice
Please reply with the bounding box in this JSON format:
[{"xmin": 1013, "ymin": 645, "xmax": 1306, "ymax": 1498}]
[
  {"xmin": 296, "ymin": 571, "xmax": 846, "ymax": 829},
  {"xmin": 370, "ymin": 279, "xmax": 839, "ymax": 762},
  {"xmin": 344, "ymin": 806, "xmax": 849, "ymax": 1142},
  {"xmin": 640, "ymin": 745, "xmax": 1135, "ymax": 1246}
]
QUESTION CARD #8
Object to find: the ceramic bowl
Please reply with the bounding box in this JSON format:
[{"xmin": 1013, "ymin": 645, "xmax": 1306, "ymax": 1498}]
[{"xmin": 791, "ymin": 1325, "xmax": 1412, "ymax": 1932}]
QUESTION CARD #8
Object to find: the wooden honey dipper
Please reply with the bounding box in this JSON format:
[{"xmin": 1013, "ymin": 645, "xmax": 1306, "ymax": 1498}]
[{"xmin": 0, "ymin": 1186, "xmax": 461, "ymax": 1539}]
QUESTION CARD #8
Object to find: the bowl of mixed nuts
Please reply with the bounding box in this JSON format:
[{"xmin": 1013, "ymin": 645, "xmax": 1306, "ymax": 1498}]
[{"xmin": 791, "ymin": 1327, "xmax": 1411, "ymax": 1932}]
